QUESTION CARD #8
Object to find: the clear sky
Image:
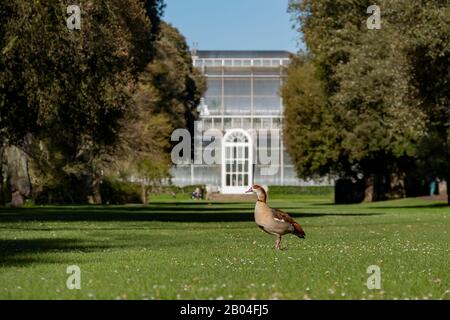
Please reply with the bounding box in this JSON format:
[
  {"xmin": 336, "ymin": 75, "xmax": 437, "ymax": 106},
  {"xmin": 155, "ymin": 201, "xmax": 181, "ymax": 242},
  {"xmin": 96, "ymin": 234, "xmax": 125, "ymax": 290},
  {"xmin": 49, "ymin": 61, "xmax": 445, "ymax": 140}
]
[{"xmin": 163, "ymin": 0, "xmax": 303, "ymax": 53}]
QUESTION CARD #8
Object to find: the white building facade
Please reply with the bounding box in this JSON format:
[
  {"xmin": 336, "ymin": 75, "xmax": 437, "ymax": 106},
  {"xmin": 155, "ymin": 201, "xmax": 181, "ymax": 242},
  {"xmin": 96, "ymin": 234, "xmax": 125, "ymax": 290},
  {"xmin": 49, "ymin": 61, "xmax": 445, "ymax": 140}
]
[{"xmin": 171, "ymin": 51, "xmax": 328, "ymax": 193}]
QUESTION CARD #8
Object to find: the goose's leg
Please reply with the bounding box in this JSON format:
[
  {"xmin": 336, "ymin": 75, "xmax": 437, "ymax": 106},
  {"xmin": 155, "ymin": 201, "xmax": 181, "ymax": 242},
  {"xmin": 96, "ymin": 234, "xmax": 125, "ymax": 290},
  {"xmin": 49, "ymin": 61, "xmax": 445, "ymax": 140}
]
[{"xmin": 275, "ymin": 235, "xmax": 282, "ymax": 250}]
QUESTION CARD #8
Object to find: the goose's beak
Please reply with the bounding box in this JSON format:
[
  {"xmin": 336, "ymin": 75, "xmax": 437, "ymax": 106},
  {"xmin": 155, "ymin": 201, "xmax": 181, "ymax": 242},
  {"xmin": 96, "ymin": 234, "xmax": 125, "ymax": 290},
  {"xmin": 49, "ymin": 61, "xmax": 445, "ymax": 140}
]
[{"xmin": 245, "ymin": 187, "xmax": 253, "ymax": 193}]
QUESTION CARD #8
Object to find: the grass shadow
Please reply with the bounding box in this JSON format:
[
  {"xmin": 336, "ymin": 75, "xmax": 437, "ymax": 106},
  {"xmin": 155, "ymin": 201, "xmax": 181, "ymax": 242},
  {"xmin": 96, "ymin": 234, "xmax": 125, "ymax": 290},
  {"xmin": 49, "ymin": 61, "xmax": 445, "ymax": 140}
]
[
  {"xmin": 368, "ymin": 203, "xmax": 449, "ymax": 209},
  {"xmin": 0, "ymin": 204, "xmax": 384, "ymax": 223},
  {"xmin": 0, "ymin": 238, "xmax": 111, "ymax": 267},
  {"xmin": 307, "ymin": 200, "xmax": 450, "ymax": 210}
]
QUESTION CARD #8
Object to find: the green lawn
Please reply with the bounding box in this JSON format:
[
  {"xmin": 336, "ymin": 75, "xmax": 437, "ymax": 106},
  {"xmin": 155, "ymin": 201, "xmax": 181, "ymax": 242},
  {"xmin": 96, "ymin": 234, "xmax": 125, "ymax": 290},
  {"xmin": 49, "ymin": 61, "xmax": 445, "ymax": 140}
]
[{"xmin": 0, "ymin": 195, "xmax": 449, "ymax": 300}]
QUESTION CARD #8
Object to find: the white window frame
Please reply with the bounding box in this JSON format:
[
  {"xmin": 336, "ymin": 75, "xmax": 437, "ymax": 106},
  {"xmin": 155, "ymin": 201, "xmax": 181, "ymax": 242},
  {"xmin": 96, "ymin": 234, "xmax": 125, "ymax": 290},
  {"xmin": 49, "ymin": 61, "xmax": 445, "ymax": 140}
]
[{"xmin": 221, "ymin": 129, "xmax": 253, "ymax": 194}]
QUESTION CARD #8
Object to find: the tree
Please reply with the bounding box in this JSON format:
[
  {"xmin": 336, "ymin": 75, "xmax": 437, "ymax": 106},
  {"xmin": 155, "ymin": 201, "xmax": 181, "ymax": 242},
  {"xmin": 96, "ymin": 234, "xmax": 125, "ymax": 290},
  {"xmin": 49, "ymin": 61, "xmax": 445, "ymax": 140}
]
[
  {"xmin": 107, "ymin": 22, "xmax": 205, "ymax": 203},
  {"xmin": 328, "ymin": 12, "xmax": 426, "ymax": 201},
  {"xmin": 282, "ymin": 55, "xmax": 339, "ymax": 179},
  {"xmin": 0, "ymin": 1, "xmax": 164, "ymax": 205},
  {"xmin": 285, "ymin": 0, "xmax": 438, "ymax": 202},
  {"xmin": 399, "ymin": 1, "xmax": 450, "ymax": 203},
  {"xmin": 138, "ymin": 22, "xmax": 205, "ymax": 131},
  {"xmin": 112, "ymin": 107, "xmax": 173, "ymax": 204}
]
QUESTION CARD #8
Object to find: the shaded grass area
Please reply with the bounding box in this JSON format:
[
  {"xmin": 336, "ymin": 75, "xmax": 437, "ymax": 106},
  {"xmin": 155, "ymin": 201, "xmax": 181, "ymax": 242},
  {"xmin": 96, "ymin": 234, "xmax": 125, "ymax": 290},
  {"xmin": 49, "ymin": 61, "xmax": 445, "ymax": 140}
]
[{"xmin": 0, "ymin": 196, "xmax": 449, "ymax": 300}]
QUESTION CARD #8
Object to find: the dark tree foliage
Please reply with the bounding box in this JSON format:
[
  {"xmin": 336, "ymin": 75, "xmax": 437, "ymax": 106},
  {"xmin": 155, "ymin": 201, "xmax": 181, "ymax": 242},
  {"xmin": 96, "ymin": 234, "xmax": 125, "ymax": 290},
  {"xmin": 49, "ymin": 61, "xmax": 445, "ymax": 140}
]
[
  {"xmin": 142, "ymin": 0, "xmax": 166, "ymax": 41},
  {"xmin": 286, "ymin": 0, "xmax": 449, "ymax": 202},
  {"xmin": 402, "ymin": 1, "xmax": 450, "ymax": 203},
  {"xmin": 0, "ymin": 1, "xmax": 165, "ymax": 204},
  {"xmin": 112, "ymin": 22, "xmax": 205, "ymax": 203},
  {"xmin": 134, "ymin": 22, "xmax": 205, "ymax": 142},
  {"xmin": 282, "ymin": 55, "xmax": 338, "ymax": 178},
  {"xmin": 0, "ymin": 0, "xmax": 159, "ymax": 151}
]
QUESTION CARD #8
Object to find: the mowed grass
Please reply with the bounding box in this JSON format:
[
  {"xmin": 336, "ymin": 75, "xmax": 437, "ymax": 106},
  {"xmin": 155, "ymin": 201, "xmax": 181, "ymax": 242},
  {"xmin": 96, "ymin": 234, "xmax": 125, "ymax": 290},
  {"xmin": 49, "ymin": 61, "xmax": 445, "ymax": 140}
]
[{"xmin": 0, "ymin": 195, "xmax": 449, "ymax": 300}]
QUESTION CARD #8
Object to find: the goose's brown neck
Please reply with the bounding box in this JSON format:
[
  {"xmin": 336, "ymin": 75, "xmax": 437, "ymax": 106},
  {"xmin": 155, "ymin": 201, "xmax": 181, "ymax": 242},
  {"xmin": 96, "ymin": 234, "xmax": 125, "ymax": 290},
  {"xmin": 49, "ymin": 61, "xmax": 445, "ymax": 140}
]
[{"xmin": 257, "ymin": 189, "xmax": 267, "ymax": 203}]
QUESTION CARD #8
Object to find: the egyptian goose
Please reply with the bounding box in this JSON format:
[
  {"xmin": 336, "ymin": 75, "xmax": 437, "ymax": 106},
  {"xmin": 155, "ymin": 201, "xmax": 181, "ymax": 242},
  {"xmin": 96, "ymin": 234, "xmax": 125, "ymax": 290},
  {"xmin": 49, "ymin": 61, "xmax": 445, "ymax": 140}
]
[{"xmin": 246, "ymin": 184, "xmax": 305, "ymax": 250}]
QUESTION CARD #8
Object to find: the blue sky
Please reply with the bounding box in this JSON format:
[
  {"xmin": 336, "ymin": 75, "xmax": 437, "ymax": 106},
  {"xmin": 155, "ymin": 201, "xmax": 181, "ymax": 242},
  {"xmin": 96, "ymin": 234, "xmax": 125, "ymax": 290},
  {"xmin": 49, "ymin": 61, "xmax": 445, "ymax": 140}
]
[{"xmin": 163, "ymin": 0, "xmax": 303, "ymax": 53}]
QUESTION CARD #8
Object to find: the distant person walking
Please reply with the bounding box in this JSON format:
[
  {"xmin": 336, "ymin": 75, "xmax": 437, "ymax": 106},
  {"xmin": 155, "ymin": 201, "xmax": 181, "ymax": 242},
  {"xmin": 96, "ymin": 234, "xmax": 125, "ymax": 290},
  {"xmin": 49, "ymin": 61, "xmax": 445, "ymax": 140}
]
[{"xmin": 429, "ymin": 177, "xmax": 438, "ymax": 197}]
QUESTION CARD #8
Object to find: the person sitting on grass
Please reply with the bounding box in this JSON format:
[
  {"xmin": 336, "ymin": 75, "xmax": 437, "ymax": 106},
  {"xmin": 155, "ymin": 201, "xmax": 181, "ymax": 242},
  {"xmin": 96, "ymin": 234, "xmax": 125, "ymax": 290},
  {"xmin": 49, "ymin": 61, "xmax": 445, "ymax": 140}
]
[{"xmin": 191, "ymin": 187, "xmax": 203, "ymax": 200}]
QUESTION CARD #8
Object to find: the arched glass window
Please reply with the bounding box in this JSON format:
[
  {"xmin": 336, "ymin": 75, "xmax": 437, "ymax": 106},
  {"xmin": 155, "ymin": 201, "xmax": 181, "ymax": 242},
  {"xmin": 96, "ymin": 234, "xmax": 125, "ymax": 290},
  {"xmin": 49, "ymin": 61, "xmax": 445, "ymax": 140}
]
[{"xmin": 222, "ymin": 129, "xmax": 253, "ymax": 194}]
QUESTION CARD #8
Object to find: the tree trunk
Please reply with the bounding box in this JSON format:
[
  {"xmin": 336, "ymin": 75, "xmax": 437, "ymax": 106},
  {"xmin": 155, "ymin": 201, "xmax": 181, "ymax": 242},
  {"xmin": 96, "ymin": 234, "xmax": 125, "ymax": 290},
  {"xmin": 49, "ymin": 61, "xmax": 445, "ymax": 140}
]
[
  {"xmin": 141, "ymin": 183, "xmax": 147, "ymax": 204},
  {"xmin": 446, "ymin": 178, "xmax": 450, "ymax": 206},
  {"xmin": 86, "ymin": 175, "xmax": 102, "ymax": 204},
  {"xmin": 364, "ymin": 173, "xmax": 395, "ymax": 202},
  {"xmin": 0, "ymin": 147, "xmax": 4, "ymax": 206},
  {"xmin": 0, "ymin": 169, "xmax": 4, "ymax": 206},
  {"xmin": 92, "ymin": 177, "xmax": 102, "ymax": 204},
  {"xmin": 439, "ymin": 179, "xmax": 447, "ymax": 196},
  {"xmin": 388, "ymin": 170, "xmax": 406, "ymax": 200},
  {"xmin": 364, "ymin": 175, "xmax": 374, "ymax": 202},
  {"xmin": 5, "ymin": 145, "xmax": 31, "ymax": 207}
]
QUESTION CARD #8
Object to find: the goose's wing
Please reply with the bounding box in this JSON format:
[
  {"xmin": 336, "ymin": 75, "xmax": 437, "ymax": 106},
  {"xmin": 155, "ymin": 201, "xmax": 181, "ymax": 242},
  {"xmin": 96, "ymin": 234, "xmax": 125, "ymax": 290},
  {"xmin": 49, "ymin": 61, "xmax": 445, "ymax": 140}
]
[{"xmin": 271, "ymin": 208, "xmax": 295, "ymax": 224}]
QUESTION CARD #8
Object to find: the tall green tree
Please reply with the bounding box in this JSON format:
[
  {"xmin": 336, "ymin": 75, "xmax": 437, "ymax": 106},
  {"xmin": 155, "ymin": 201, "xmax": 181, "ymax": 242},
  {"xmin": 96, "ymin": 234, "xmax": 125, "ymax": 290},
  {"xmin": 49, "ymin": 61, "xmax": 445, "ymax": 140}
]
[
  {"xmin": 111, "ymin": 22, "xmax": 205, "ymax": 203},
  {"xmin": 0, "ymin": 1, "xmax": 164, "ymax": 205},
  {"xmin": 282, "ymin": 55, "xmax": 339, "ymax": 179},
  {"xmin": 400, "ymin": 1, "xmax": 450, "ymax": 203},
  {"xmin": 138, "ymin": 22, "xmax": 205, "ymax": 131},
  {"xmin": 285, "ymin": 0, "xmax": 437, "ymax": 201}
]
